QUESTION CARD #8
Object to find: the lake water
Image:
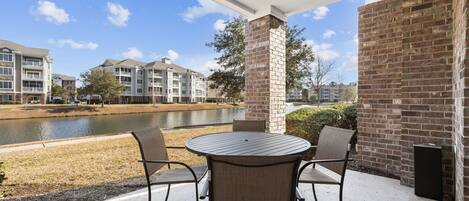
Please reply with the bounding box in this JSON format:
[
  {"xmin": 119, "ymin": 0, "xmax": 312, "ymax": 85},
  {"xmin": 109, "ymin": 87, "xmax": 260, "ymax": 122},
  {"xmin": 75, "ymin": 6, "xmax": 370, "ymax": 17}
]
[{"xmin": 0, "ymin": 108, "xmax": 245, "ymax": 145}]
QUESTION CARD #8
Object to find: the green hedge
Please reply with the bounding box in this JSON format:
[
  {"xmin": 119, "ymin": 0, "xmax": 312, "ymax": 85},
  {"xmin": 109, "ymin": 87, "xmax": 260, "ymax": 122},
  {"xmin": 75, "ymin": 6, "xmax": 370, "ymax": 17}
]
[
  {"xmin": 0, "ymin": 161, "xmax": 5, "ymax": 198},
  {"xmin": 286, "ymin": 104, "xmax": 357, "ymax": 144}
]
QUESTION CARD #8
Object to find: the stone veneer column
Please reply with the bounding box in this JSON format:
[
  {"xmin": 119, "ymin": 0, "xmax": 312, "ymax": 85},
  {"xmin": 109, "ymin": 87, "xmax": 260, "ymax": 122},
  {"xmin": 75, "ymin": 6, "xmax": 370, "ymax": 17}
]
[{"xmin": 245, "ymin": 15, "xmax": 286, "ymax": 134}]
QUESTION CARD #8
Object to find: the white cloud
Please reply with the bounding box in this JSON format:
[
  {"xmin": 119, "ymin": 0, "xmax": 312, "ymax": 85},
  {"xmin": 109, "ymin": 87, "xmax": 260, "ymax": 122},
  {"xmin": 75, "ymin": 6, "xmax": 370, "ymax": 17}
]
[
  {"xmin": 34, "ymin": 1, "xmax": 70, "ymax": 24},
  {"xmin": 107, "ymin": 2, "xmax": 131, "ymax": 27},
  {"xmin": 365, "ymin": 0, "xmax": 381, "ymax": 4},
  {"xmin": 340, "ymin": 52, "xmax": 358, "ymax": 72},
  {"xmin": 48, "ymin": 39, "xmax": 98, "ymax": 50},
  {"xmin": 213, "ymin": 19, "xmax": 227, "ymax": 31},
  {"xmin": 305, "ymin": 40, "xmax": 340, "ymax": 61},
  {"xmin": 322, "ymin": 29, "xmax": 336, "ymax": 39},
  {"xmin": 122, "ymin": 48, "xmax": 143, "ymax": 59},
  {"xmin": 166, "ymin": 50, "xmax": 179, "ymax": 61},
  {"xmin": 182, "ymin": 0, "xmax": 235, "ymax": 22},
  {"xmin": 354, "ymin": 33, "xmax": 359, "ymax": 44},
  {"xmin": 313, "ymin": 6, "xmax": 329, "ymax": 20},
  {"xmin": 204, "ymin": 60, "xmax": 220, "ymax": 70}
]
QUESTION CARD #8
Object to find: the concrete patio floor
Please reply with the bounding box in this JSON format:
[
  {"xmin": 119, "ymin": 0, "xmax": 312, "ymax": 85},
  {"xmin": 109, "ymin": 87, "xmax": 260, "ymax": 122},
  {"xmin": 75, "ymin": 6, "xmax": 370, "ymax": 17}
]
[{"xmin": 107, "ymin": 165, "xmax": 433, "ymax": 201}]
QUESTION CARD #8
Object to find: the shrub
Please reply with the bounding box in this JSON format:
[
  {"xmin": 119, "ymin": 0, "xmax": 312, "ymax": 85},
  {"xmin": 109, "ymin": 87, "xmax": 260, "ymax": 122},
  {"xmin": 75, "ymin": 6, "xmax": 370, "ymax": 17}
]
[
  {"xmin": 286, "ymin": 104, "xmax": 357, "ymax": 144},
  {"xmin": 303, "ymin": 108, "xmax": 343, "ymax": 144},
  {"xmin": 0, "ymin": 161, "xmax": 5, "ymax": 198}
]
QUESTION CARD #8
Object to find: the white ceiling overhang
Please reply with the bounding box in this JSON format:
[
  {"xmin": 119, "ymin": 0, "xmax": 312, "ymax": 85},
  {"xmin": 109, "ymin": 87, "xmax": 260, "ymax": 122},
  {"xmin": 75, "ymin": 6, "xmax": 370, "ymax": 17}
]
[{"xmin": 212, "ymin": 0, "xmax": 337, "ymax": 21}]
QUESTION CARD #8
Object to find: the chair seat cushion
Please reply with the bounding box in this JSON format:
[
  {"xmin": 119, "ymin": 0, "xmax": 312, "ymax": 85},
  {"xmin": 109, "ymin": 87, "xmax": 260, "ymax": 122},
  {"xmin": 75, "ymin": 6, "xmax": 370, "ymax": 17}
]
[
  {"xmin": 151, "ymin": 165, "xmax": 208, "ymax": 184},
  {"xmin": 299, "ymin": 167, "xmax": 340, "ymax": 185}
]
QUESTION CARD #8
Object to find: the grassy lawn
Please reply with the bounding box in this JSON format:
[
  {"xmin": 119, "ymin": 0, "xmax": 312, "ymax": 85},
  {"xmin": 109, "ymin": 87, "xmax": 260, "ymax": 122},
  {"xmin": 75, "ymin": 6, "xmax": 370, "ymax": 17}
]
[
  {"xmin": 0, "ymin": 125, "xmax": 232, "ymax": 200},
  {"xmin": 0, "ymin": 103, "xmax": 241, "ymax": 120}
]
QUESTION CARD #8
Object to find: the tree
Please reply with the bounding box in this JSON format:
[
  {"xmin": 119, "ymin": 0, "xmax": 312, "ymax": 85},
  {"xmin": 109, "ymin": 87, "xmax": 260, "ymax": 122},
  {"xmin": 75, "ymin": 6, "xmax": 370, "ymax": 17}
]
[
  {"xmin": 308, "ymin": 57, "xmax": 335, "ymax": 107},
  {"xmin": 207, "ymin": 17, "xmax": 315, "ymax": 98},
  {"xmin": 301, "ymin": 88, "xmax": 309, "ymax": 102},
  {"xmin": 80, "ymin": 70, "xmax": 123, "ymax": 107},
  {"xmin": 341, "ymin": 87, "xmax": 357, "ymax": 102},
  {"xmin": 51, "ymin": 83, "xmax": 67, "ymax": 103}
]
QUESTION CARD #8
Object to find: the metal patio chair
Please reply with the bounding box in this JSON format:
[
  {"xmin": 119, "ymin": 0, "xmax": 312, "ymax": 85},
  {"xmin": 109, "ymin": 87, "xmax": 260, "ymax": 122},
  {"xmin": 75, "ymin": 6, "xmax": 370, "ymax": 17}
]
[
  {"xmin": 131, "ymin": 127, "xmax": 208, "ymax": 201},
  {"xmin": 232, "ymin": 119, "xmax": 266, "ymax": 132},
  {"xmin": 202, "ymin": 155, "xmax": 305, "ymax": 201},
  {"xmin": 298, "ymin": 126, "xmax": 356, "ymax": 201}
]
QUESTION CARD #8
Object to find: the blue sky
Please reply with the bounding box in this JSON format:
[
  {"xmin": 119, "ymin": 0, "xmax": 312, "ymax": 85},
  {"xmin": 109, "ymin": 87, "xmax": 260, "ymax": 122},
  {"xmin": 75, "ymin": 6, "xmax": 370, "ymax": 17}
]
[{"xmin": 0, "ymin": 0, "xmax": 372, "ymax": 85}]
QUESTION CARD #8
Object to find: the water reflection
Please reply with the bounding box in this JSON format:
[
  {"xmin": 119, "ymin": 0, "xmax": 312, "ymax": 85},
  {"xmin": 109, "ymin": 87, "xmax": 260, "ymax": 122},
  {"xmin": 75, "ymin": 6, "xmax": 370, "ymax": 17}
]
[{"xmin": 0, "ymin": 108, "xmax": 245, "ymax": 145}]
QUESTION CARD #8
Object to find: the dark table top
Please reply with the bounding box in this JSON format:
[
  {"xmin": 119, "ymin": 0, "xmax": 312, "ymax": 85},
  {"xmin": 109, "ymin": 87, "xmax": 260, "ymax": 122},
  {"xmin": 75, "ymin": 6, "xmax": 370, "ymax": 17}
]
[{"xmin": 185, "ymin": 132, "xmax": 311, "ymax": 156}]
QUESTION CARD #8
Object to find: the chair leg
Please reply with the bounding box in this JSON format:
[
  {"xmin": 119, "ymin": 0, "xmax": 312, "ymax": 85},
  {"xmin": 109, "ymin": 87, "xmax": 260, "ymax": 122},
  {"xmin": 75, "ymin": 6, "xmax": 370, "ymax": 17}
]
[
  {"xmin": 312, "ymin": 184, "xmax": 318, "ymax": 201},
  {"xmin": 147, "ymin": 185, "xmax": 152, "ymax": 201},
  {"xmin": 339, "ymin": 184, "xmax": 343, "ymax": 201},
  {"xmin": 165, "ymin": 184, "xmax": 171, "ymax": 201},
  {"xmin": 195, "ymin": 182, "xmax": 199, "ymax": 201}
]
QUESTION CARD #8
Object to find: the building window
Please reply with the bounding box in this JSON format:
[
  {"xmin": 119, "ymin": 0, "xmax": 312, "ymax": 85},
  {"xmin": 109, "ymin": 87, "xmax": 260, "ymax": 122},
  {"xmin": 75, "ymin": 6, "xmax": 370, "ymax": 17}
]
[
  {"xmin": 0, "ymin": 67, "xmax": 13, "ymax": 75},
  {"xmin": 137, "ymin": 79, "xmax": 143, "ymax": 84},
  {"xmin": 120, "ymin": 68, "xmax": 131, "ymax": 73},
  {"xmin": 0, "ymin": 81, "xmax": 12, "ymax": 89},
  {"xmin": 0, "ymin": 95, "xmax": 12, "ymax": 102},
  {"xmin": 115, "ymin": 68, "xmax": 120, "ymax": 73},
  {"xmin": 137, "ymin": 88, "xmax": 143, "ymax": 93},
  {"xmin": 120, "ymin": 77, "xmax": 131, "ymax": 82},
  {"xmin": 0, "ymin": 53, "xmax": 12, "ymax": 62},
  {"xmin": 23, "ymin": 57, "xmax": 43, "ymax": 66}
]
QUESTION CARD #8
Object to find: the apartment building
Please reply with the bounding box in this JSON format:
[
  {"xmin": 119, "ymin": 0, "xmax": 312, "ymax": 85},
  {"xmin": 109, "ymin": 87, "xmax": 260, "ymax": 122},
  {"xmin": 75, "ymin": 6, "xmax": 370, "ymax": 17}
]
[
  {"xmin": 52, "ymin": 73, "xmax": 77, "ymax": 102},
  {"xmin": 287, "ymin": 82, "xmax": 357, "ymax": 103},
  {"xmin": 90, "ymin": 57, "xmax": 206, "ymax": 103},
  {"xmin": 0, "ymin": 40, "xmax": 52, "ymax": 104}
]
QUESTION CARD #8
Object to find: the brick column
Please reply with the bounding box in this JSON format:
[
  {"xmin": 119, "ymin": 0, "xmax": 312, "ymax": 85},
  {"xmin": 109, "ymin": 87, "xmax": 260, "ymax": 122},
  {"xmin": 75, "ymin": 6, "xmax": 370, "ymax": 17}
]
[
  {"xmin": 452, "ymin": 0, "xmax": 469, "ymax": 200},
  {"xmin": 245, "ymin": 15, "xmax": 286, "ymax": 134}
]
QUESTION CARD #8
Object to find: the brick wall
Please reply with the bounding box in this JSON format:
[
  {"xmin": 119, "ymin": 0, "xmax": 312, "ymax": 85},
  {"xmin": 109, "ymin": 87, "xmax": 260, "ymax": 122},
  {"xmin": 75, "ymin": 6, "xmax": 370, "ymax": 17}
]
[
  {"xmin": 452, "ymin": 0, "xmax": 469, "ymax": 200},
  {"xmin": 245, "ymin": 15, "xmax": 286, "ymax": 133},
  {"xmin": 357, "ymin": 0, "xmax": 403, "ymax": 179},
  {"xmin": 358, "ymin": 0, "xmax": 454, "ymax": 198}
]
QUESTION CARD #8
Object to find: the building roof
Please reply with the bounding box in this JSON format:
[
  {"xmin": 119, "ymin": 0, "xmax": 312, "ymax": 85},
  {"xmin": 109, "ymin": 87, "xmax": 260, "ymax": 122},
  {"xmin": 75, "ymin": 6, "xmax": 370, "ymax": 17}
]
[
  {"xmin": 92, "ymin": 58, "xmax": 205, "ymax": 77},
  {"xmin": 0, "ymin": 40, "xmax": 49, "ymax": 58},
  {"xmin": 144, "ymin": 60, "xmax": 205, "ymax": 77},
  {"xmin": 52, "ymin": 73, "xmax": 76, "ymax": 81}
]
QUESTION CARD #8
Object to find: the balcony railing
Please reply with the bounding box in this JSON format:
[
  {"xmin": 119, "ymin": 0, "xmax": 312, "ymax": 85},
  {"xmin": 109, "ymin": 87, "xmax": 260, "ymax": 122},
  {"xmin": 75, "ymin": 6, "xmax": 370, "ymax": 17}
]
[
  {"xmin": 23, "ymin": 74, "xmax": 42, "ymax": 80},
  {"xmin": 22, "ymin": 61, "xmax": 43, "ymax": 67},
  {"xmin": 23, "ymin": 87, "xmax": 43, "ymax": 92}
]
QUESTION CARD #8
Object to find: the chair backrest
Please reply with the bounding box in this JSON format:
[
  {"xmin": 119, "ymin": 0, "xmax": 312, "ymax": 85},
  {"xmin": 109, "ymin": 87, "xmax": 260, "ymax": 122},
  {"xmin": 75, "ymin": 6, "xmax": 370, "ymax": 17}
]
[
  {"xmin": 131, "ymin": 127, "xmax": 168, "ymax": 175},
  {"xmin": 233, "ymin": 120, "xmax": 266, "ymax": 132},
  {"xmin": 208, "ymin": 155, "xmax": 301, "ymax": 201},
  {"xmin": 314, "ymin": 126, "xmax": 356, "ymax": 175}
]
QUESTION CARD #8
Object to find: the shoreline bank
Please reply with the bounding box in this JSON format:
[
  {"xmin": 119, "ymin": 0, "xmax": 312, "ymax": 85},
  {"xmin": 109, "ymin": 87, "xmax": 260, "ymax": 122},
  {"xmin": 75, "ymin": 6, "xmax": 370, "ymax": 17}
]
[{"xmin": 0, "ymin": 103, "xmax": 242, "ymax": 121}]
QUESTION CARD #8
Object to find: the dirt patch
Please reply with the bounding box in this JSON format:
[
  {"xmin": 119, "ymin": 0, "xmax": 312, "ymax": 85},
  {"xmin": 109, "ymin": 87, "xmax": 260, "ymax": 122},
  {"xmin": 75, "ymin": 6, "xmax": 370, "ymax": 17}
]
[{"xmin": 0, "ymin": 125, "xmax": 232, "ymax": 200}]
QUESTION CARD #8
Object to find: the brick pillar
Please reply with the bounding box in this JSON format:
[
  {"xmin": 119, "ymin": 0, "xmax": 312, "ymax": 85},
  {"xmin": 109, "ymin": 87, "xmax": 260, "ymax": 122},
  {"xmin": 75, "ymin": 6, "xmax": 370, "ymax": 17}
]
[
  {"xmin": 245, "ymin": 15, "xmax": 286, "ymax": 134},
  {"xmin": 452, "ymin": 0, "xmax": 469, "ymax": 200}
]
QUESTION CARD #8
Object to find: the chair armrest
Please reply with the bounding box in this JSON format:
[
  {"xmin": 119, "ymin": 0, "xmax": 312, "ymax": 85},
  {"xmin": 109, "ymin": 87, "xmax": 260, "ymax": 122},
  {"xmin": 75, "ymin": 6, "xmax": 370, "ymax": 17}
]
[
  {"xmin": 166, "ymin": 146, "xmax": 186, "ymax": 149},
  {"xmin": 296, "ymin": 187, "xmax": 305, "ymax": 201},
  {"xmin": 138, "ymin": 160, "xmax": 199, "ymax": 182},
  {"xmin": 310, "ymin": 145, "xmax": 318, "ymax": 149},
  {"xmin": 299, "ymin": 158, "xmax": 353, "ymax": 176}
]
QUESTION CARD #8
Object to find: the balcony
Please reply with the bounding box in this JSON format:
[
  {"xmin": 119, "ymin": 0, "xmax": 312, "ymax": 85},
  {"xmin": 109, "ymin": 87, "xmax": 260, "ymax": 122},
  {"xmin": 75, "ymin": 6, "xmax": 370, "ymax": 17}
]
[
  {"xmin": 23, "ymin": 74, "xmax": 43, "ymax": 80},
  {"xmin": 22, "ymin": 61, "xmax": 43, "ymax": 70},
  {"xmin": 22, "ymin": 87, "xmax": 43, "ymax": 93}
]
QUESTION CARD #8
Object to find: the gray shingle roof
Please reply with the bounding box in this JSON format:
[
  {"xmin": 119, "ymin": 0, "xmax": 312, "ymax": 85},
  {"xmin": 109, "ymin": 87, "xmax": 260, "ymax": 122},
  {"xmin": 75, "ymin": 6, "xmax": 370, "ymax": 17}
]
[
  {"xmin": 52, "ymin": 73, "xmax": 76, "ymax": 81},
  {"xmin": 0, "ymin": 40, "xmax": 49, "ymax": 58}
]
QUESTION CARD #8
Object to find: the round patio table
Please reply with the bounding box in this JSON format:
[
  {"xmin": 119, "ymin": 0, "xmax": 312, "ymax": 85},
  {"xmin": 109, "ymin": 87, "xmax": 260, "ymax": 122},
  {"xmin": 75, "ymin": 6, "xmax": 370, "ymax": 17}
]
[{"xmin": 185, "ymin": 131, "xmax": 311, "ymax": 156}]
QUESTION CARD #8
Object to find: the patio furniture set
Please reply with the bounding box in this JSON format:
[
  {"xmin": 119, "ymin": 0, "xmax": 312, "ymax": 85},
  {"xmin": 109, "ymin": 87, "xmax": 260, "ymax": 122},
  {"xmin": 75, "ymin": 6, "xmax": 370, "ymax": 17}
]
[{"xmin": 131, "ymin": 120, "xmax": 356, "ymax": 201}]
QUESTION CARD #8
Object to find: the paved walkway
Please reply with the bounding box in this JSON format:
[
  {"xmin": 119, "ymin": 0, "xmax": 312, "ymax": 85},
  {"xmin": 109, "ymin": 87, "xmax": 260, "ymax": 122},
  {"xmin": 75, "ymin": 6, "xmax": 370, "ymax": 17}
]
[{"xmin": 107, "ymin": 166, "xmax": 432, "ymax": 201}]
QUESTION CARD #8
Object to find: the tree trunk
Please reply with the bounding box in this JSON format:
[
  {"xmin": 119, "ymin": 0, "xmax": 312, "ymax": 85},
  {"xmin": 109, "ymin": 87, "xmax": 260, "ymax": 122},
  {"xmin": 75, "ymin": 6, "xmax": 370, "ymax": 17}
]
[{"xmin": 316, "ymin": 89, "xmax": 320, "ymax": 108}]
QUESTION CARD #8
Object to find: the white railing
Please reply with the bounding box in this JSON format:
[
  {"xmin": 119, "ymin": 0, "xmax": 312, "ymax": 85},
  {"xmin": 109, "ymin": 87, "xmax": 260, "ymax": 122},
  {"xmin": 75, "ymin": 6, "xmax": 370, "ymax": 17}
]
[
  {"xmin": 23, "ymin": 74, "xmax": 42, "ymax": 80},
  {"xmin": 23, "ymin": 87, "xmax": 43, "ymax": 92},
  {"xmin": 22, "ymin": 61, "xmax": 43, "ymax": 67}
]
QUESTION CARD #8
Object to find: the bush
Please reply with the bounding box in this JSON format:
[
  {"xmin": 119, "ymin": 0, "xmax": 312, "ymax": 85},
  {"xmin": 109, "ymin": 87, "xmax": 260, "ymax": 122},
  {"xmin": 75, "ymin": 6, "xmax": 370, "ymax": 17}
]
[
  {"xmin": 286, "ymin": 104, "xmax": 357, "ymax": 144},
  {"xmin": 0, "ymin": 161, "xmax": 5, "ymax": 198}
]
